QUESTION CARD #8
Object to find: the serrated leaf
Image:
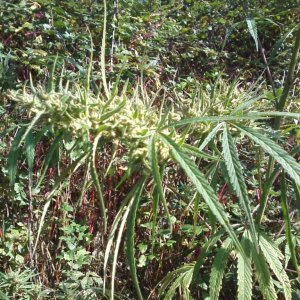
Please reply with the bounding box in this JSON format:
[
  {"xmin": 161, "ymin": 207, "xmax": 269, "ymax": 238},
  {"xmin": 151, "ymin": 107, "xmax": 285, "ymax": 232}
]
[
  {"xmin": 159, "ymin": 264, "xmax": 195, "ymax": 299},
  {"xmin": 192, "ymin": 230, "xmax": 225, "ymax": 285},
  {"xmin": 222, "ymin": 126, "xmax": 258, "ymax": 247},
  {"xmin": 280, "ymin": 173, "xmax": 300, "ymax": 279},
  {"xmin": 165, "ymin": 114, "xmax": 269, "ymax": 128},
  {"xmin": 237, "ymin": 234, "xmax": 252, "ymax": 300},
  {"xmin": 250, "ymin": 235, "xmax": 277, "ymax": 300},
  {"xmin": 259, "ymin": 234, "xmax": 291, "ymax": 300},
  {"xmin": 159, "ymin": 133, "xmax": 246, "ymax": 258},
  {"xmin": 235, "ymin": 124, "xmax": 300, "ymax": 185},
  {"xmin": 209, "ymin": 238, "xmax": 232, "ymax": 300},
  {"xmin": 182, "ymin": 143, "xmax": 221, "ymax": 161},
  {"xmin": 165, "ymin": 112, "xmax": 300, "ymax": 129},
  {"xmin": 198, "ymin": 122, "xmax": 225, "ymax": 151}
]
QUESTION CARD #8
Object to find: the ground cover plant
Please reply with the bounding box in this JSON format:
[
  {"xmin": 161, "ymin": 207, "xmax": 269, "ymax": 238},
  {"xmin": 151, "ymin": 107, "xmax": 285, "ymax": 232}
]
[{"xmin": 0, "ymin": 0, "xmax": 300, "ymax": 299}]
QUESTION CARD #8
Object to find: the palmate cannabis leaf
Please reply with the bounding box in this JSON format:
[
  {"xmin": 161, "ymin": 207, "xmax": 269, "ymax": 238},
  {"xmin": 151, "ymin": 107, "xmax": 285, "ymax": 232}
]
[
  {"xmin": 192, "ymin": 230, "xmax": 226, "ymax": 285},
  {"xmin": 237, "ymin": 235, "xmax": 252, "ymax": 300},
  {"xmin": 250, "ymin": 234, "xmax": 277, "ymax": 300},
  {"xmin": 158, "ymin": 133, "xmax": 246, "ymax": 258},
  {"xmin": 259, "ymin": 233, "xmax": 292, "ymax": 300},
  {"xmin": 158, "ymin": 264, "xmax": 195, "ymax": 300},
  {"xmin": 209, "ymin": 238, "xmax": 232, "ymax": 300},
  {"xmin": 235, "ymin": 124, "xmax": 300, "ymax": 184},
  {"xmin": 222, "ymin": 125, "xmax": 258, "ymax": 248},
  {"xmin": 165, "ymin": 111, "xmax": 300, "ymax": 128}
]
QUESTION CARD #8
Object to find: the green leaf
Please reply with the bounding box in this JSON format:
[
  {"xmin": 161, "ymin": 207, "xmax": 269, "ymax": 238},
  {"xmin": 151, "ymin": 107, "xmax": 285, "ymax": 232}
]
[
  {"xmin": 33, "ymin": 150, "xmax": 90, "ymax": 255},
  {"xmin": 103, "ymin": 180, "xmax": 144, "ymax": 294},
  {"xmin": 209, "ymin": 238, "xmax": 232, "ymax": 300},
  {"xmin": 192, "ymin": 230, "xmax": 225, "ymax": 285},
  {"xmin": 165, "ymin": 114, "xmax": 269, "ymax": 128},
  {"xmin": 237, "ymin": 234, "xmax": 252, "ymax": 300},
  {"xmin": 35, "ymin": 133, "xmax": 63, "ymax": 191},
  {"xmin": 148, "ymin": 134, "xmax": 172, "ymax": 232},
  {"xmin": 25, "ymin": 130, "xmax": 35, "ymax": 183},
  {"xmin": 167, "ymin": 112, "xmax": 300, "ymax": 129},
  {"xmin": 198, "ymin": 122, "xmax": 224, "ymax": 151},
  {"xmin": 280, "ymin": 173, "xmax": 300, "ymax": 280},
  {"xmin": 182, "ymin": 143, "xmax": 221, "ymax": 161},
  {"xmin": 126, "ymin": 175, "xmax": 147, "ymax": 300},
  {"xmin": 90, "ymin": 133, "xmax": 107, "ymax": 232},
  {"xmin": 259, "ymin": 233, "xmax": 292, "ymax": 300},
  {"xmin": 250, "ymin": 235, "xmax": 277, "ymax": 300},
  {"xmin": 222, "ymin": 126, "xmax": 258, "ymax": 247},
  {"xmin": 246, "ymin": 18, "xmax": 258, "ymax": 51},
  {"xmin": 8, "ymin": 128, "xmax": 25, "ymax": 187},
  {"xmin": 158, "ymin": 264, "xmax": 194, "ymax": 299},
  {"xmin": 158, "ymin": 133, "xmax": 246, "ymax": 258},
  {"xmin": 235, "ymin": 124, "xmax": 300, "ymax": 185}
]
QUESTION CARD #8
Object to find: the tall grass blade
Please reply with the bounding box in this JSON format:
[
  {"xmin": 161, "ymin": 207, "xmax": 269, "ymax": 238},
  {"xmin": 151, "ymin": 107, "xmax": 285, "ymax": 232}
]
[
  {"xmin": 91, "ymin": 134, "xmax": 107, "ymax": 232},
  {"xmin": 35, "ymin": 133, "xmax": 63, "ymax": 190},
  {"xmin": 25, "ymin": 130, "xmax": 35, "ymax": 183},
  {"xmin": 8, "ymin": 127, "xmax": 25, "ymax": 187},
  {"xmin": 126, "ymin": 176, "xmax": 147, "ymax": 300}
]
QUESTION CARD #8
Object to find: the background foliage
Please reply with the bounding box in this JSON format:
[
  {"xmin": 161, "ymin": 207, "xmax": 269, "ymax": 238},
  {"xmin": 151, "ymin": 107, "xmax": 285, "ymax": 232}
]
[{"xmin": 0, "ymin": 0, "xmax": 300, "ymax": 299}]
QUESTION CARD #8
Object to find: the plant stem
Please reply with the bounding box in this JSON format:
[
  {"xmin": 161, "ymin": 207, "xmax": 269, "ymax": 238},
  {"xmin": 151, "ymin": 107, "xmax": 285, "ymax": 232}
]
[
  {"xmin": 274, "ymin": 28, "xmax": 300, "ymax": 128},
  {"xmin": 255, "ymin": 29, "xmax": 300, "ymax": 225}
]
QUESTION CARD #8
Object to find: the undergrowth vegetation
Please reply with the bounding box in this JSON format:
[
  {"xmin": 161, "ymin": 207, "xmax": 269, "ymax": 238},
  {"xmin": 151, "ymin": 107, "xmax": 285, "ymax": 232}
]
[{"xmin": 1, "ymin": 0, "xmax": 300, "ymax": 299}]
